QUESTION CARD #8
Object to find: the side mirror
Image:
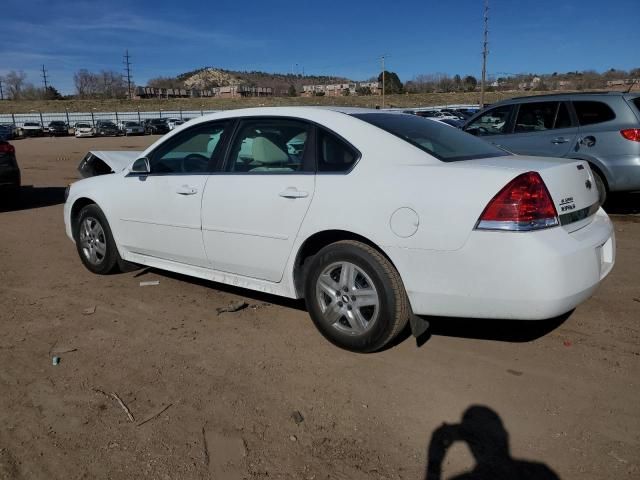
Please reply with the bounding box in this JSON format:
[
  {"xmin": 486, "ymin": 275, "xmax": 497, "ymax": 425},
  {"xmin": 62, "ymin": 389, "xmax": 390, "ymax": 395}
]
[{"xmin": 130, "ymin": 157, "xmax": 150, "ymax": 174}]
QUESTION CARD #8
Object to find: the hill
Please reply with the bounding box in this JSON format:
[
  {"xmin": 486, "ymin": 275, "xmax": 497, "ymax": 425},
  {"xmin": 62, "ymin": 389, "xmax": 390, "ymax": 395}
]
[{"xmin": 154, "ymin": 67, "xmax": 353, "ymax": 95}]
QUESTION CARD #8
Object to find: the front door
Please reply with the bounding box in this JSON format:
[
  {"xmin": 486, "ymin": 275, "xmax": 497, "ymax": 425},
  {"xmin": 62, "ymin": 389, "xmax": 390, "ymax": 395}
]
[
  {"xmin": 202, "ymin": 118, "xmax": 315, "ymax": 282},
  {"xmin": 111, "ymin": 121, "xmax": 229, "ymax": 267}
]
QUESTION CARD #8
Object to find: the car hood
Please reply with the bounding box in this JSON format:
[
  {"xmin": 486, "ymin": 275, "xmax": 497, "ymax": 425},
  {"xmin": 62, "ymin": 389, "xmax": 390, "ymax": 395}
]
[{"xmin": 78, "ymin": 150, "xmax": 142, "ymax": 178}]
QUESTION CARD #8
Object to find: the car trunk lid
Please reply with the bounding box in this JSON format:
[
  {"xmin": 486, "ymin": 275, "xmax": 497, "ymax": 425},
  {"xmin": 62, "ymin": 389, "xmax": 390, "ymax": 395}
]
[{"xmin": 454, "ymin": 155, "xmax": 600, "ymax": 232}]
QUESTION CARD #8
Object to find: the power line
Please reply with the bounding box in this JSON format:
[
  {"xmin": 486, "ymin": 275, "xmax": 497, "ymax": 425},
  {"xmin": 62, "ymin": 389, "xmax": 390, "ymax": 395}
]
[
  {"xmin": 123, "ymin": 49, "xmax": 133, "ymax": 99},
  {"xmin": 480, "ymin": 0, "xmax": 489, "ymax": 108},
  {"xmin": 41, "ymin": 64, "xmax": 49, "ymax": 90}
]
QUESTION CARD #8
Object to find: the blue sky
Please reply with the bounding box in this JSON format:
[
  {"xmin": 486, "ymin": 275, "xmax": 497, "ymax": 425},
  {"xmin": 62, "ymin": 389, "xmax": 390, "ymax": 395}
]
[{"xmin": 3, "ymin": 0, "xmax": 639, "ymax": 94}]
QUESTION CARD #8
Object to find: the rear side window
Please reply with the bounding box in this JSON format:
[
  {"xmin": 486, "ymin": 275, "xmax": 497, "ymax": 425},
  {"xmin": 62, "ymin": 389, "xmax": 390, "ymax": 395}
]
[
  {"xmin": 515, "ymin": 102, "xmax": 558, "ymax": 132},
  {"xmin": 355, "ymin": 113, "xmax": 509, "ymax": 162},
  {"xmin": 573, "ymin": 101, "xmax": 615, "ymax": 126},
  {"xmin": 317, "ymin": 129, "xmax": 358, "ymax": 172},
  {"xmin": 633, "ymin": 97, "xmax": 640, "ymax": 112}
]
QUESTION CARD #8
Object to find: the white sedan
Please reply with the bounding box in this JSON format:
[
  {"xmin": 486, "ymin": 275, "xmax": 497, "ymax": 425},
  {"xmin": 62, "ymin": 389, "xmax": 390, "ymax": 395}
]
[
  {"xmin": 74, "ymin": 123, "xmax": 95, "ymax": 138},
  {"xmin": 64, "ymin": 107, "xmax": 615, "ymax": 352}
]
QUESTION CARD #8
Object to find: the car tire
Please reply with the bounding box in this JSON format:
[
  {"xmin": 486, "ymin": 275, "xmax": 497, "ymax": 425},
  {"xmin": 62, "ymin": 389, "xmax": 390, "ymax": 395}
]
[
  {"xmin": 592, "ymin": 169, "xmax": 607, "ymax": 206},
  {"xmin": 304, "ymin": 240, "xmax": 410, "ymax": 353},
  {"xmin": 73, "ymin": 204, "xmax": 120, "ymax": 275}
]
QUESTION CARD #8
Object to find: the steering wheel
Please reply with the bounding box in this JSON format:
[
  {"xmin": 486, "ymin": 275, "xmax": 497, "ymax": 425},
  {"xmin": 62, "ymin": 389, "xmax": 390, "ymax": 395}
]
[{"xmin": 182, "ymin": 153, "xmax": 209, "ymax": 173}]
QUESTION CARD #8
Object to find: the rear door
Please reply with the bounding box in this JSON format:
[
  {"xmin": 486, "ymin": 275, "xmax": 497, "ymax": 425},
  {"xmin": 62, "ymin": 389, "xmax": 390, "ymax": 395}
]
[
  {"xmin": 201, "ymin": 117, "xmax": 315, "ymax": 282},
  {"xmin": 496, "ymin": 101, "xmax": 579, "ymax": 157}
]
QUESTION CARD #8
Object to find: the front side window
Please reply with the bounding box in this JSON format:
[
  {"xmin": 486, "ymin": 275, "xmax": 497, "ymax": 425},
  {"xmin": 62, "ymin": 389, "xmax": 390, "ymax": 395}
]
[
  {"xmin": 226, "ymin": 119, "xmax": 310, "ymax": 173},
  {"xmin": 464, "ymin": 105, "xmax": 513, "ymax": 136},
  {"xmin": 573, "ymin": 101, "xmax": 616, "ymax": 126},
  {"xmin": 355, "ymin": 113, "xmax": 509, "ymax": 162},
  {"xmin": 149, "ymin": 121, "xmax": 228, "ymax": 174}
]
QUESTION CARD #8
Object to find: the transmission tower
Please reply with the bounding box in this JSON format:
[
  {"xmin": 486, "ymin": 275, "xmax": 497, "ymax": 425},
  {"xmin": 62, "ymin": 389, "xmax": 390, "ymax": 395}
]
[
  {"xmin": 123, "ymin": 50, "xmax": 133, "ymax": 99},
  {"xmin": 479, "ymin": 0, "xmax": 489, "ymax": 108},
  {"xmin": 41, "ymin": 65, "xmax": 49, "ymax": 90}
]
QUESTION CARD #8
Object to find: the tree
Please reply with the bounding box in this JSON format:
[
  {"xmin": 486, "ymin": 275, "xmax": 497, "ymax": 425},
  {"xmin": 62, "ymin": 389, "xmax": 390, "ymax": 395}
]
[
  {"xmin": 377, "ymin": 71, "xmax": 403, "ymax": 94},
  {"xmin": 342, "ymin": 88, "xmax": 350, "ymax": 96},
  {"xmin": 148, "ymin": 76, "xmax": 184, "ymax": 89},
  {"xmin": 356, "ymin": 86, "xmax": 372, "ymax": 96},
  {"xmin": 73, "ymin": 69, "xmax": 128, "ymax": 98},
  {"xmin": 4, "ymin": 70, "xmax": 27, "ymax": 99},
  {"xmin": 463, "ymin": 75, "xmax": 478, "ymax": 92},
  {"xmin": 453, "ymin": 74, "xmax": 462, "ymax": 90},
  {"xmin": 288, "ymin": 84, "xmax": 297, "ymax": 97},
  {"xmin": 44, "ymin": 86, "xmax": 63, "ymax": 100}
]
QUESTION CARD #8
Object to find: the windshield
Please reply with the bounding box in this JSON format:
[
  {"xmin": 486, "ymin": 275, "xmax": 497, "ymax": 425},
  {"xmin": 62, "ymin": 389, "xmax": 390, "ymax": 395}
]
[
  {"xmin": 77, "ymin": 123, "xmax": 91, "ymax": 128},
  {"xmin": 125, "ymin": 122, "xmax": 140, "ymax": 126},
  {"xmin": 24, "ymin": 123, "xmax": 40, "ymax": 126},
  {"xmin": 352, "ymin": 113, "xmax": 510, "ymax": 162}
]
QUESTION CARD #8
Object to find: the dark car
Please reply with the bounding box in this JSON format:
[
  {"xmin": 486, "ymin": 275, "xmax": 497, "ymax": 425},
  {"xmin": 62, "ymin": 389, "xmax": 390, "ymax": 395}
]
[
  {"xmin": 0, "ymin": 141, "xmax": 20, "ymax": 194},
  {"xmin": 144, "ymin": 118, "xmax": 170, "ymax": 135},
  {"xmin": 48, "ymin": 121, "xmax": 69, "ymax": 137},
  {"xmin": 0, "ymin": 125, "xmax": 12, "ymax": 141},
  {"xmin": 95, "ymin": 120, "xmax": 120, "ymax": 137}
]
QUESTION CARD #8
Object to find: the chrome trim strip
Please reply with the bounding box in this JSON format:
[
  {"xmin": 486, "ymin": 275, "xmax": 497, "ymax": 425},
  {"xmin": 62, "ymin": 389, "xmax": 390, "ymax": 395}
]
[{"xmin": 559, "ymin": 201, "xmax": 600, "ymax": 226}]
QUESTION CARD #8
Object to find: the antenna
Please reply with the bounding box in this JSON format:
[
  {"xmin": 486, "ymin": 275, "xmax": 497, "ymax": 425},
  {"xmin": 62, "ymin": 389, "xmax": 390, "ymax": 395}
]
[
  {"xmin": 381, "ymin": 55, "xmax": 386, "ymax": 109},
  {"xmin": 123, "ymin": 49, "xmax": 133, "ymax": 99},
  {"xmin": 41, "ymin": 64, "xmax": 49, "ymax": 90},
  {"xmin": 480, "ymin": 0, "xmax": 489, "ymax": 108}
]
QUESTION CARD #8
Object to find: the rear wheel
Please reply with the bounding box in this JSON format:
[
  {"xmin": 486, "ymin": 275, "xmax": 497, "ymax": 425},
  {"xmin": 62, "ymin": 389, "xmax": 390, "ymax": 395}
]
[
  {"xmin": 74, "ymin": 204, "xmax": 120, "ymax": 275},
  {"xmin": 304, "ymin": 240, "xmax": 410, "ymax": 353}
]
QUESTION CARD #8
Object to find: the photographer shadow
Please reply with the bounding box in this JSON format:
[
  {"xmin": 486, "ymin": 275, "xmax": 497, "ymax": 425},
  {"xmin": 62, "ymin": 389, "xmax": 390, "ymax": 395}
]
[{"xmin": 425, "ymin": 405, "xmax": 560, "ymax": 480}]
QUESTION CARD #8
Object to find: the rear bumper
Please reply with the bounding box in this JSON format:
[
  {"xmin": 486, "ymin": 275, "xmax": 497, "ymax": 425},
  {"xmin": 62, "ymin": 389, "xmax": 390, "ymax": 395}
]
[{"xmin": 387, "ymin": 209, "xmax": 615, "ymax": 320}]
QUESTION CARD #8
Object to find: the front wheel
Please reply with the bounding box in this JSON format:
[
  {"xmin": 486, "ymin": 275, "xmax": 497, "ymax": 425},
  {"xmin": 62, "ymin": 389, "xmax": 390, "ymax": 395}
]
[
  {"xmin": 304, "ymin": 240, "xmax": 410, "ymax": 353},
  {"xmin": 74, "ymin": 204, "xmax": 120, "ymax": 274}
]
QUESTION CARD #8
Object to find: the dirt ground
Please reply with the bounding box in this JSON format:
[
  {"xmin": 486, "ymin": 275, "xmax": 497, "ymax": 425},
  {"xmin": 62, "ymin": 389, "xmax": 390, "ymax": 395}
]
[{"xmin": 0, "ymin": 135, "xmax": 639, "ymax": 480}]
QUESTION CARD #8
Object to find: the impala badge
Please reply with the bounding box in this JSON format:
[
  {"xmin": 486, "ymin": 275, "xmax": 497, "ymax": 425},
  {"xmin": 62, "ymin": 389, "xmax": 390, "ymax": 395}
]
[{"xmin": 585, "ymin": 179, "xmax": 592, "ymax": 190}]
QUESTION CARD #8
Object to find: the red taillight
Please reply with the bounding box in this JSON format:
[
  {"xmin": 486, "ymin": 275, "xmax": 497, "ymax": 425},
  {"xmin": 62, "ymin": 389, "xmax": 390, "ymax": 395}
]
[
  {"xmin": 0, "ymin": 143, "xmax": 15, "ymax": 154},
  {"xmin": 476, "ymin": 171, "xmax": 559, "ymax": 231},
  {"xmin": 620, "ymin": 129, "xmax": 640, "ymax": 142}
]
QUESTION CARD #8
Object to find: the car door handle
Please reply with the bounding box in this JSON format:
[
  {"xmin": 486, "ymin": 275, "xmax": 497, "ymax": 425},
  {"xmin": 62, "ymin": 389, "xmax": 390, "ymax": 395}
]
[
  {"xmin": 176, "ymin": 185, "xmax": 198, "ymax": 195},
  {"xmin": 279, "ymin": 188, "xmax": 308, "ymax": 199},
  {"xmin": 551, "ymin": 137, "xmax": 569, "ymax": 144}
]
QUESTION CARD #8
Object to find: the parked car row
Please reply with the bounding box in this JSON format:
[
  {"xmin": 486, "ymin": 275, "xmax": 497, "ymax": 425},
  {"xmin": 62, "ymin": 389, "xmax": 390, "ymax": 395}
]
[{"xmin": 0, "ymin": 117, "xmax": 188, "ymax": 140}]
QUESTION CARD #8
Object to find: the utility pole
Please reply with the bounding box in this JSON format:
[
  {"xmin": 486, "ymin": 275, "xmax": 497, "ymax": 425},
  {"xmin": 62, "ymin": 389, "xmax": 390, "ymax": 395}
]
[
  {"xmin": 480, "ymin": 0, "xmax": 489, "ymax": 108},
  {"xmin": 123, "ymin": 49, "xmax": 133, "ymax": 99},
  {"xmin": 0, "ymin": 78, "xmax": 4, "ymax": 101},
  {"xmin": 41, "ymin": 65, "xmax": 49, "ymax": 90},
  {"xmin": 381, "ymin": 55, "xmax": 386, "ymax": 109}
]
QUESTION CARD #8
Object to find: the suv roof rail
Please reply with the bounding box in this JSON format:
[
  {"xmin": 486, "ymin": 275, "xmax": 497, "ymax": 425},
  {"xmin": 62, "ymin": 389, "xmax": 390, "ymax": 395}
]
[{"xmin": 509, "ymin": 91, "xmax": 624, "ymax": 100}]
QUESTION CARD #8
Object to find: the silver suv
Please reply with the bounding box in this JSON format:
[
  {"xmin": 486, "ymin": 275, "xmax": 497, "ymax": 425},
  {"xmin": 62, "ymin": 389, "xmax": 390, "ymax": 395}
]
[{"xmin": 463, "ymin": 92, "xmax": 640, "ymax": 203}]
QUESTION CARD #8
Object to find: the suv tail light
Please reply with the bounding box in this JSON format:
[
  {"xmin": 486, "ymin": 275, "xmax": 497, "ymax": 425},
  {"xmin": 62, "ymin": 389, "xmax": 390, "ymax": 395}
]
[
  {"xmin": 476, "ymin": 171, "xmax": 558, "ymax": 231},
  {"xmin": 0, "ymin": 143, "xmax": 15, "ymax": 154},
  {"xmin": 620, "ymin": 129, "xmax": 640, "ymax": 142}
]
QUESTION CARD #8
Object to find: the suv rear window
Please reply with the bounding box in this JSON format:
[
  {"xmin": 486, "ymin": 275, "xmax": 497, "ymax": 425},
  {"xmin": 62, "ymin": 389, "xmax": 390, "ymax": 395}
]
[
  {"xmin": 354, "ymin": 113, "xmax": 509, "ymax": 162},
  {"xmin": 573, "ymin": 101, "xmax": 616, "ymax": 126}
]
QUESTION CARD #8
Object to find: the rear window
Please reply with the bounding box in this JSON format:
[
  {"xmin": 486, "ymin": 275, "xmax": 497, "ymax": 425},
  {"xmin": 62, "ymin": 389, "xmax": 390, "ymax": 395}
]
[
  {"xmin": 573, "ymin": 101, "xmax": 616, "ymax": 126},
  {"xmin": 353, "ymin": 113, "xmax": 509, "ymax": 162}
]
